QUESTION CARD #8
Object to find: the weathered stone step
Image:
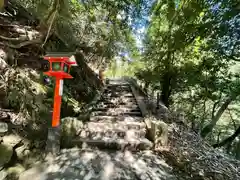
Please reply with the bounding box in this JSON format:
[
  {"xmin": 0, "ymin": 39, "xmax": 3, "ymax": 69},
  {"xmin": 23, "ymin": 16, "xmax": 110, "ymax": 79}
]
[
  {"xmin": 101, "ymin": 97, "xmax": 136, "ymax": 102},
  {"xmin": 97, "ymin": 102, "xmax": 138, "ymax": 107},
  {"xmin": 106, "ymin": 88, "xmax": 131, "ymax": 92},
  {"xmin": 106, "ymin": 84, "xmax": 130, "ymax": 87},
  {"xmin": 103, "ymin": 91, "xmax": 132, "ymax": 96},
  {"xmin": 103, "ymin": 94, "xmax": 135, "ymax": 99},
  {"xmin": 104, "ymin": 93, "xmax": 134, "ymax": 98},
  {"xmin": 91, "ymin": 111, "xmax": 142, "ymax": 117},
  {"xmin": 86, "ymin": 121, "xmax": 146, "ymax": 130},
  {"xmin": 104, "ymin": 88, "xmax": 131, "ymax": 92},
  {"xmin": 99, "ymin": 99, "xmax": 137, "ymax": 104},
  {"xmin": 72, "ymin": 137, "xmax": 153, "ymax": 151},
  {"xmin": 108, "ymin": 79, "xmax": 130, "ymax": 84},
  {"xmin": 93, "ymin": 107, "xmax": 140, "ymax": 113},
  {"xmin": 96, "ymin": 104, "xmax": 139, "ymax": 109},
  {"xmin": 106, "ymin": 87, "xmax": 131, "ymax": 92},
  {"xmin": 78, "ymin": 127, "xmax": 146, "ymax": 139},
  {"xmin": 90, "ymin": 115, "xmax": 143, "ymax": 122}
]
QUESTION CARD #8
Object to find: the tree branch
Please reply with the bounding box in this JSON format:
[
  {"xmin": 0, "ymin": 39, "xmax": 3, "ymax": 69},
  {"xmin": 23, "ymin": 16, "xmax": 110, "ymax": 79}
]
[
  {"xmin": 212, "ymin": 100, "xmax": 220, "ymax": 119},
  {"xmin": 227, "ymin": 108, "xmax": 237, "ymax": 130},
  {"xmin": 213, "ymin": 126, "xmax": 240, "ymax": 148},
  {"xmin": 42, "ymin": 9, "xmax": 57, "ymax": 47},
  {"xmin": 201, "ymin": 95, "xmax": 237, "ymax": 138}
]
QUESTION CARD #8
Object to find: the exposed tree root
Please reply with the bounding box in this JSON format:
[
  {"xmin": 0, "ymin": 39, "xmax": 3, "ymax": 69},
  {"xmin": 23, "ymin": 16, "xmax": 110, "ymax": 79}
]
[
  {"xmin": 0, "ymin": 35, "xmax": 27, "ymax": 41},
  {"xmin": 0, "ymin": 38, "xmax": 42, "ymax": 49}
]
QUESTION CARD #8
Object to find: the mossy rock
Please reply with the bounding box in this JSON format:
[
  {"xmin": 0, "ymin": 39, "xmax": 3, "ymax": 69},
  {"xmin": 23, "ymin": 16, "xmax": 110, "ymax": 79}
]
[
  {"xmin": 61, "ymin": 117, "xmax": 84, "ymax": 148},
  {"xmin": 6, "ymin": 163, "xmax": 25, "ymax": 179},
  {"xmin": 0, "ymin": 144, "xmax": 13, "ymax": 167}
]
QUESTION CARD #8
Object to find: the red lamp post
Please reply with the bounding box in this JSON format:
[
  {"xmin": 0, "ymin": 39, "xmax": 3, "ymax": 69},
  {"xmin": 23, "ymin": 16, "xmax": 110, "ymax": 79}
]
[{"xmin": 43, "ymin": 52, "xmax": 77, "ymax": 153}]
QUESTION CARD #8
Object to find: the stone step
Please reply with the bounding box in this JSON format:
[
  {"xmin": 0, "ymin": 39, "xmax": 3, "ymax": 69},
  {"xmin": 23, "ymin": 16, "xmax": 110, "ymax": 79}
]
[
  {"xmin": 101, "ymin": 97, "xmax": 136, "ymax": 102},
  {"xmin": 78, "ymin": 126, "xmax": 146, "ymax": 139},
  {"xmin": 108, "ymin": 80, "xmax": 130, "ymax": 85},
  {"xmin": 104, "ymin": 93, "xmax": 134, "ymax": 98},
  {"xmin": 96, "ymin": 104, "xmax": 139, "ymax": 109},
  {"xmin": 103, "ymin": 91, "xmax": 132, "ymax": 96},
  {"xmin": 91, "ymin": 111, "xmax": 142, "ymax": 117},
  {"xmin": 104, "ymin": 88, "xmax": 131, "ymax": 92},
  {"xmin": 98, "ymin": 101, "xmax": 137, "ymax": 106},
  {"xmin": 106, "ymin": 87, "xmax": 131, "ymax": 91},
  {"xmin": 72, "ymin": 137, "xmax": 153, "ymax": 151},
  {"xmin": 86, "ymin": 121, "xmax": 146, "ymax": 130},
  {"xmin": 90, "ymin": 115, "xmax": 143, "ymax": 122},
  {"xmin": 103, "ymin": 95, "xmax": 135, "ymax": 99},
  {"xmin": 106, "ymin": 84, "xmax": 130, "ymax": 87},
  {"xmin": 93, "ymin": 107, "xmax": 141, "ymax": 113},
  {"xmin": 106, "ymin": 88, "xmax": 131, "ymax": 91},
  {"xmin": 99, "ymin": 100, "xmax": 137, "ymax": 104}
]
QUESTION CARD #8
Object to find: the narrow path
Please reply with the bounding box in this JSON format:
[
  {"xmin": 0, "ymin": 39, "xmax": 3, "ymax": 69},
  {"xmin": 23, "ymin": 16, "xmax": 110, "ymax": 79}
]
[
  {"xmin": 19, "ymin": 79, "xmax": 179, "ymax": 180},
  {"xmin": 72, "ymin": 79, "xmax": 152, "ymax": 150}
]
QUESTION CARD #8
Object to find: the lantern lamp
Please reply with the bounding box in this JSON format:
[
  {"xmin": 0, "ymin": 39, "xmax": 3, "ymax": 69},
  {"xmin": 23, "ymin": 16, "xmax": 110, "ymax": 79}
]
[
  {"xmin": 43, "ymin": 52, "xmax": 77, "ymax": 79},
  {"xmin": 43, "ymin": 52, "xmax": 78, "ymax": 154},
  {"xmin": 43, "ymin": 52, "xmax": 77, "ymax": 127}
]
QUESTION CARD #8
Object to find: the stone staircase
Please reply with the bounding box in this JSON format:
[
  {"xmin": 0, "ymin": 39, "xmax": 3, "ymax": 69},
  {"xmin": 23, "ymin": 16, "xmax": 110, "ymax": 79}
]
[{"xmin": 73, "ymin": 79, "xmax": 153, "ymax": 150}]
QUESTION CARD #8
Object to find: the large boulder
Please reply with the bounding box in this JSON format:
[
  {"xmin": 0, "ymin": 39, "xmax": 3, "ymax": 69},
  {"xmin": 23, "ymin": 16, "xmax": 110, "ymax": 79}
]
[
  {"xmin": 0, "ymin": 169, "xmax": 7, "ymax": 180},
  {"xmin": 6, "ymin": 163, "xmax": 25, "ymax": 180},
  {"xmin": 0, "ymin": 122, "xmax": 8, "ymax": 135},
  {"xmin": 2, "ymin": 134, "xmax": 22, "ymax": 148},
  {"xmin": 0, "ymin": 144, "xmax": 13, "ymax": 168},
  {"xmin": 144, "ymin": 116, "xmax": 168, "ymax": 149},
  {"xmin": 15, "ymin": 144, "xmax": 31, "ymax": 160},
  {"xmin": 61, "ymin": 117, "xmax": 83, "ymax": 147}
]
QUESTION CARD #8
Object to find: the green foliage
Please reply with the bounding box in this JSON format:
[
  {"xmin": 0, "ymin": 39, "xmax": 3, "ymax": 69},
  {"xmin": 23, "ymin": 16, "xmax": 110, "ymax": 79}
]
[
  {"xmin": 19, "ymin": 0, "xmax": 142, "ymax": 66},
  {"xmin": 4, "ymin": 68, "xmax": 50, "ymax": 124},
  {"xmin": 125, "ymin": 0, "xmax": 240, "ymax": 158}
]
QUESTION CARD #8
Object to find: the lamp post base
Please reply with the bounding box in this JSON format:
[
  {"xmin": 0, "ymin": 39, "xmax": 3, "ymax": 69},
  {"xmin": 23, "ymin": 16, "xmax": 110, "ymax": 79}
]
[{"xmin": 46, "ymin": 126, "xmax": 61, "ymax": 155}]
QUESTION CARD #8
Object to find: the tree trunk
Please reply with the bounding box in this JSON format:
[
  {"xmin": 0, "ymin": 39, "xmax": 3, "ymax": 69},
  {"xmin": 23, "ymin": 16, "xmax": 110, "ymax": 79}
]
[
  {"xmin": 235, "ymin": 140, "xmax": 240, "ymax": 160},
  {"xmin": 160, "ymin": 49, "xmax": 173, "ymax": 108},
  {"xmin": 201, "ymin": 96, "xmax": 237, "ymax": 138},
  {"xmin": 143, "ymin": 81, "xmax": 150, "ymax": 95},
  {"xmin": 160, "ymin": 72, "xmax": 172, "ymax": 107},
  {"xmin": 156, "ymin": 92, "xmax": 160, "ymax": 109},
  {"xmin": 213, "ymin": 126, "xmax": 240, "ymax": 148}
]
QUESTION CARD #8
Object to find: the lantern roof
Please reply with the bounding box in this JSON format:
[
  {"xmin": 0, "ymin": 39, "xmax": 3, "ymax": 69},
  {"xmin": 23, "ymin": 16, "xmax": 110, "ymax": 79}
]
[
  {"xmin": 44, "ymin": 52, "xmax": 78, "ymax": 66},
  {"xmin": 44, "ymin": 52, "xmax": 74, "ymax": 57}
]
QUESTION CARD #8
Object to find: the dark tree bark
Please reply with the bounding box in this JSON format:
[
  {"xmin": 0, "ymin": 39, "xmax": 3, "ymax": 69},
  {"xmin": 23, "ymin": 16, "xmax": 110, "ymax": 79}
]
[
  {"xmin": 235, "ymin": 140, "xmax": 240, "ymax": 160},
  {"xmin": 143, "ymin": 81, "xmax": 150, "ymax": 93},
  {"xmin": 213, "ymin": 126, "xmax": 240, "ymax": 148},
  {"xmin": 160, "ymin": 71, "xmax": 172, "ymax": 107}
]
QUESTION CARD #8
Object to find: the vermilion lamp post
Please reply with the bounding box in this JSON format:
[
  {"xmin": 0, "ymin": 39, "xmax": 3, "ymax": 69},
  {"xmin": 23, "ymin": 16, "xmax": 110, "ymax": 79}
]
[{"xmin": 43, "ymin": 53, "xmax": 77, "ymax": 153}]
